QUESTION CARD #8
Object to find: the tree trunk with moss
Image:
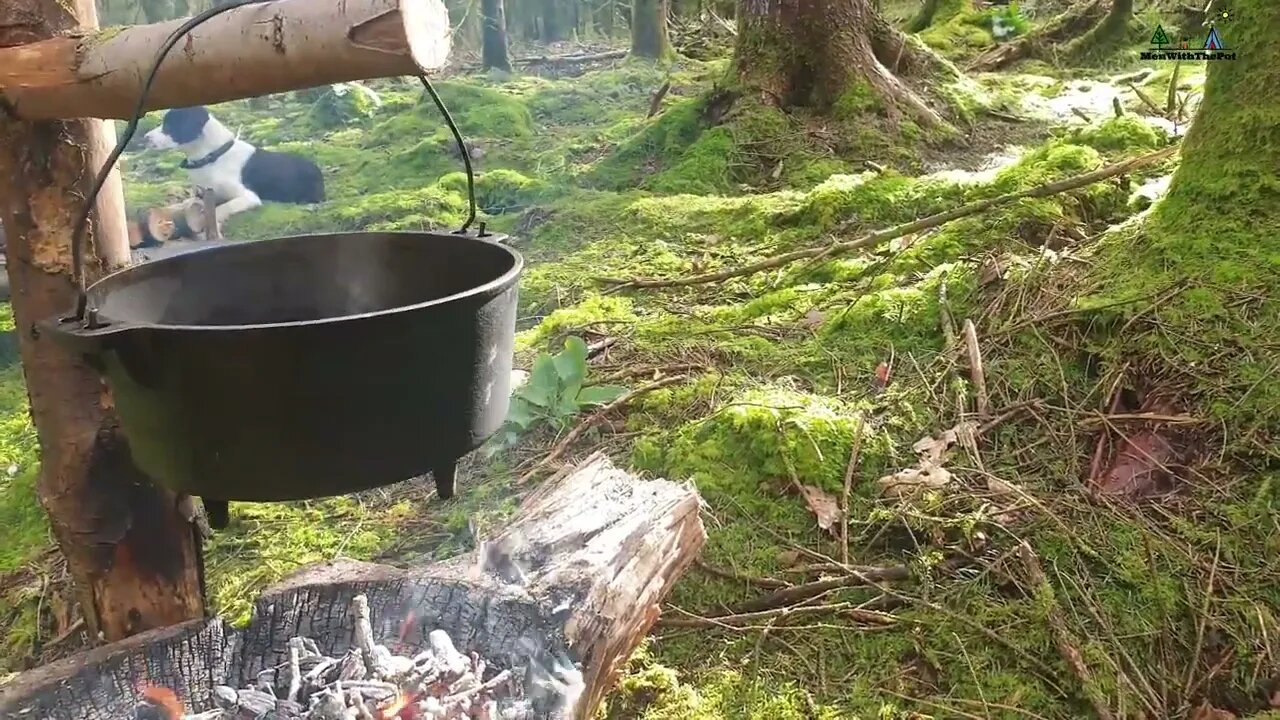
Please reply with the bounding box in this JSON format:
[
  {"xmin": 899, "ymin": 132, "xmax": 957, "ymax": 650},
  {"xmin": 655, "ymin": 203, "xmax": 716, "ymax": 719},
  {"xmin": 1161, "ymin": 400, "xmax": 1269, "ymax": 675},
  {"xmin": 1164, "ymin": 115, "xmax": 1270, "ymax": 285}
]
[
  {"xmin": 481, "ymin": 0, "xmax": 511, "ymax": 70},
  {"xmin": 734, "ymin": 0, "xmax": 949, "ymax": 128},
  {"xmin": 631, "ymin": 0, "xmax": 671, "ymax": 58},
  {"xmin": 1094, "ymin": 2, "xmax": 1278, "ymax": 471}
]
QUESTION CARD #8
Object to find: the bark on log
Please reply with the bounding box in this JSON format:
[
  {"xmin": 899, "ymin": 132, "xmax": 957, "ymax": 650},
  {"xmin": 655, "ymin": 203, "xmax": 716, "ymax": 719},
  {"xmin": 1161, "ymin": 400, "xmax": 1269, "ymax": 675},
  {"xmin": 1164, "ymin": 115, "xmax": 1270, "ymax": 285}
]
[
  {"xmin": 0, "ymin": 0, "xmax": 452, "ymax": 122},
  {"xmin": 0, "ymin": 453, "xmax": 707, "ymax": 720},
  {"xmin": 0, "ymin": 0, "xmax": 206, "ymax": 647}
]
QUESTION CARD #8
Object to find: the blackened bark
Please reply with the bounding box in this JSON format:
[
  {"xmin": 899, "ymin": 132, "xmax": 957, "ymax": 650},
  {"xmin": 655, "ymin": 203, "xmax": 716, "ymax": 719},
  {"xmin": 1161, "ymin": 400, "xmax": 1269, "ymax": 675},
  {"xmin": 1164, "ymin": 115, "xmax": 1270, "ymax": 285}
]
[
  {"xmin": 482, "ymin": 0, "xmax": 512, "ymax": 70},
  {"xmin": 630, "ymin": 0, "xmax": 671, "ymax": 58},
  {"xmin": 0, "ymin": 0, "xmax": 205, "ymax": 646}
]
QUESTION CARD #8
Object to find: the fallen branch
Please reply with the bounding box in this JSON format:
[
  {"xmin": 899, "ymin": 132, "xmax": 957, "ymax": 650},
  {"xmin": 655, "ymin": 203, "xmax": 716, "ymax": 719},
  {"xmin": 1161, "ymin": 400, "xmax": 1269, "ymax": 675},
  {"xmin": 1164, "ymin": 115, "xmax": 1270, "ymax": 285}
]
[
  {"xmin": 592, "ymin": 363, "xmax": 703, "ymax": 385},
  {"xmin": 516, "ymin": 375, "xmax": 687, "ymax": 484},
  {"xmin": 490, "ymin": 49, "xmax": 628, "ymax": 68},
  {"xmin": 1017, "ymin": 542, "xmax": 1116, "ymax": 720},
  {"xmin": 598, "ymin": 146, "xmax": 1179, "ymax": 291}
]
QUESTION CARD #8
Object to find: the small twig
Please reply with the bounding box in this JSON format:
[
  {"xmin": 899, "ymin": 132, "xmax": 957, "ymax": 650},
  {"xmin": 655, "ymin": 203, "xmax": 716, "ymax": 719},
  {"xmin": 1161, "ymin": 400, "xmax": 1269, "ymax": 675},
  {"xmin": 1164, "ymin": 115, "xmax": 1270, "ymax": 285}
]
[
  {"xmin": 1071, "ymin": 107, "xmax": 1093, "ymax": 123},
  {"xmin": 197, "ymin": 187, "xmax": 221, "ymax": 241},
  {"xmin": 659, "ymin": 601, "xmax": 896, "ymax": 629},
  {"xmin": 1017, "ymin": 542, "xmax": 1115, "ymax": 720},
  {"xmin": 516, "ymin": 375, "xmax": 686, "ymax": 484},
  {"xmin": 592, "ymin": 363, "xmax": 702, "ymax": 385},
  {"xmin": 840, "ymin": 417, "xmax": 866, "ymax": 566},
  {"xmin": 598, "ymin": 146, "xmax": 1178, "ymax": 290},
  {"xmin": 1127, "ymin": 82, "xmax": 1164, "ymax": 116},
  {"xmin": 729, "ymin": 565, "xmax": 912, "ymax": 614},
  {"xmin": 647, "ymin": 79, "xmax": 672, "ymax": 118},
  {"xmin": 693, "ymin": 558, "xmax": 791, "ymax": 590},
  {"xmin": 961, "ymin": 319, "xmax": 989, "ymax": 421},
  {"xmin": 42, "ymin": 616, "xmax": 86, "ymax": 651}
]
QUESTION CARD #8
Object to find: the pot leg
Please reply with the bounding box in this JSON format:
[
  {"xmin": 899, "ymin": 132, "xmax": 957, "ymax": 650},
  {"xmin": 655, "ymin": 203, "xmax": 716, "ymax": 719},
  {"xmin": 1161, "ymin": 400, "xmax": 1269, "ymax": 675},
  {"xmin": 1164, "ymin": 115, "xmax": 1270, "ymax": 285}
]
[
  {"xmin": 433, "ymin": 461, "xmax": 457, "ymax": 500},
  {"xmin": 204, "ymin": 499, "xmax": 230, "ymax": 530}
]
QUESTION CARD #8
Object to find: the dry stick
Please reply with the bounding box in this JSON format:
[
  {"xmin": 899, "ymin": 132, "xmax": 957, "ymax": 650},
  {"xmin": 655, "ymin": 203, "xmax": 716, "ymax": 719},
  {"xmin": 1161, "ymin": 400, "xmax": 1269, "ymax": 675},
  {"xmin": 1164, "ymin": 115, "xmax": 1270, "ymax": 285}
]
[
  {"xmin": 730, "ymin": 565, "xmax": 912, "ymax": 614},
  {"xmin": 516, "ymin": 375, "xmax": 687, "ymax": 484},
  {"xmin": 647, "ymin": 79, "xmax": 672, "ymax": 118},
  {"xmin": 1017, "ymin": 542, "xmax": 1116, "ymax": 720},
  {"xmin": 198, "ymin": 187, "xmax": 221, "ymax": 241},
  {"xmin": 659, "ymin": 601, "xmax": 897, "ymax": 629},
  {"xmin": 840, "ymin": 417, "xmax": 866, "ymax": 566},
  {"xmin": 592, "ymin": 362, "xmax": 702, "ymax": 385},
  {"xmin": 962, "ymin": 319, "xmax": 990, "ymax": 421},
  {"xmin": 1128, "ymin": 82, "xmax": 1165, "ymax": 117},
  {"xmin": 694, "ymin": 558, "xmax": 791, "ymax": 590},
  {"xmin": 598, "ymin": 146, "xmax": 1179, "ymax": 290}
]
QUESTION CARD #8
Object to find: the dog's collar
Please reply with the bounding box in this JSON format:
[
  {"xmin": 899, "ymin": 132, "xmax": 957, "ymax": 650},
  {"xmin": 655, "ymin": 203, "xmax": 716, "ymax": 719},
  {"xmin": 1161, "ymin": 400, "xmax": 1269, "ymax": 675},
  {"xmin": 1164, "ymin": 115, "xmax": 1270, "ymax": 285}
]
[{"xmin": 180, "ymin": 139, "xmax": 235, "ymax": 170}]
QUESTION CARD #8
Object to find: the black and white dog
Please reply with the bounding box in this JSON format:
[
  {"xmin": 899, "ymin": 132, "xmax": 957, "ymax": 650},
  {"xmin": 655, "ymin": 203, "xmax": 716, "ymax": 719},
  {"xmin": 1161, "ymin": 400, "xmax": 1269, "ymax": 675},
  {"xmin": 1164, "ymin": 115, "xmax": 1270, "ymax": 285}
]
[{"xmin": 144, "ymin": 105, "xmax": 326, "ymax": 226}]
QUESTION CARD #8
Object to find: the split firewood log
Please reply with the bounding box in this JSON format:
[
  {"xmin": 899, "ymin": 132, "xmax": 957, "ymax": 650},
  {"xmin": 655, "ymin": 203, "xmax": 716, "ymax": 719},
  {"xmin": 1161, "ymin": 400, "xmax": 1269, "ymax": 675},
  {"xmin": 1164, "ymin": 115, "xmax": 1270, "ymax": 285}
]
[{"xmin": 0, "ymin": 452, "xmax": 706, "ymax": 720}]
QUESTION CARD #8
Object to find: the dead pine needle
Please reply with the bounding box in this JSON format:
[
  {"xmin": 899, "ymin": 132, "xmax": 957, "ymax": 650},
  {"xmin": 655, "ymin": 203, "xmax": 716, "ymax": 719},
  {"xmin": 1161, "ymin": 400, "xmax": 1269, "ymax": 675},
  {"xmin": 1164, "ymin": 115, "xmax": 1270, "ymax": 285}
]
[
  {"xmin": 596, "ymin": 146, "xmax": 1178, "ymax": 290},
  {"xmin": 516, "ymin": 375, "xmax": 686, "ymax": 484},
  {"xmin": 962, "ymin": 319, "xmax": 990, "ymax": 421}
]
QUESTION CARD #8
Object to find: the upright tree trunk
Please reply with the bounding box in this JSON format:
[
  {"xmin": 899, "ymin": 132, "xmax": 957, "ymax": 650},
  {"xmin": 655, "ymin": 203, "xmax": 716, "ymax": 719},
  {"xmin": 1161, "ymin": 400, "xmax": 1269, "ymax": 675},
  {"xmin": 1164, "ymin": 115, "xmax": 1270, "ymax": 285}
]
[
  {"xmin": 0, "ymin": 0, "xmax": 205, "ymax": 644},
  {"xmin": 481, "ymin": 0, "xmax": 512, "ymax": 70},
  {"xmin": 630, "ymin": 0, "xmax": 671, "ymax": 58},
  {"xmin": 734, "ymin": 0, "xmax": 945, "ymax": 127},
  {"xmin": 540, "ymin": 0, "xmax": 568, "ymax": 40}
]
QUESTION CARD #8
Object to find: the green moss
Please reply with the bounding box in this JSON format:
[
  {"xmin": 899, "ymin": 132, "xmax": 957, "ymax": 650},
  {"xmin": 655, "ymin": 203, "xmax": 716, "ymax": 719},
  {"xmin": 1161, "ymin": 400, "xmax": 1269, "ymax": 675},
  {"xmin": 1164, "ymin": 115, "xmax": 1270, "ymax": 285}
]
[
  {"xmin": 205, "ymin": 497, "xmax": 412, "ymax": 626},
  {"xmin": 1067, "ymin": 116, "xmax": 1168, "ymax": 153},
  {"xmin": 833, "ymin": 82, "xmax": 883, "ymax": 119}
]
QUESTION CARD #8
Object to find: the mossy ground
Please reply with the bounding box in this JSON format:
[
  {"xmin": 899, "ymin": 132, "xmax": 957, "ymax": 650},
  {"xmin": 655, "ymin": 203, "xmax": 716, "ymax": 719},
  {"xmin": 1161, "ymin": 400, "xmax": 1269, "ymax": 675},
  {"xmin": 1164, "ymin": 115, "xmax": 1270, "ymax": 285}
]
[{"xmin": 0, "ymin": 10, "xmax": 1275, "ymax": 719}]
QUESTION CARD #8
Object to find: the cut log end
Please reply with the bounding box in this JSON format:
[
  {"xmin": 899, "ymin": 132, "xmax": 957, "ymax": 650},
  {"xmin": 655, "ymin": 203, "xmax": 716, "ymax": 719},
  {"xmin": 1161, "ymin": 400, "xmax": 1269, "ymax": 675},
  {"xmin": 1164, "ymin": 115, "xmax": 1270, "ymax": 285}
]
[
  {"xmin": 0, "ymin": 453, "xmax": 706, "ymax": 720},
  {"xmin": 398, "ymin": 0, "xmax": 453, "ymax": 72}
]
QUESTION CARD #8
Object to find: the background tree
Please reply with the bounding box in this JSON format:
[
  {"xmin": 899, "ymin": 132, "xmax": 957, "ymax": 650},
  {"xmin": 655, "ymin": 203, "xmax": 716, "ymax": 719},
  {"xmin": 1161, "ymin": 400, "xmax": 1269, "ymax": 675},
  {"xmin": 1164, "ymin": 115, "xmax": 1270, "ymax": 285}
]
[
  {"xmin": 733, "ymin": 0, "xmax": 952, "ymax": 128},
  {"xmin": 481, "ymin": 0, "xmax": 512, "ymax": 71},
  {"xmin": 631, "ymin": 0, "xmax": 671, "ymax": 58}
]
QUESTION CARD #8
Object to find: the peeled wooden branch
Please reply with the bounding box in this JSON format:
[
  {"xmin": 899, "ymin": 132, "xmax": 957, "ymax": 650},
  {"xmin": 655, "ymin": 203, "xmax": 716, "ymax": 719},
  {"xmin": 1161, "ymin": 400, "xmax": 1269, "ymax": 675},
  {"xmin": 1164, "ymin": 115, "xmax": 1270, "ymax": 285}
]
[
  {"xmin": 0, "ymin": 453, "xmax": 706, "ymax": 720},
  {"xmin": 598, "ymin": 145, "xmax": 1178, "ymax": 291},
  {"xmin": 0, "ymin": 0, "xmax": 452, "ymax": 121}
]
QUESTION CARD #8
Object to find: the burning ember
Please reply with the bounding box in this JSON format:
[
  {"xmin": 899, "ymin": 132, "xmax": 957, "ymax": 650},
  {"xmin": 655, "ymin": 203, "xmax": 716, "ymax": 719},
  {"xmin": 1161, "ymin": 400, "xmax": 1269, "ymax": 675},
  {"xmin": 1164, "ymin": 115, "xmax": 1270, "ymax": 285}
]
[{"xmin": 135, "ymin": 594, "xmax": 580, "ymax": 720}]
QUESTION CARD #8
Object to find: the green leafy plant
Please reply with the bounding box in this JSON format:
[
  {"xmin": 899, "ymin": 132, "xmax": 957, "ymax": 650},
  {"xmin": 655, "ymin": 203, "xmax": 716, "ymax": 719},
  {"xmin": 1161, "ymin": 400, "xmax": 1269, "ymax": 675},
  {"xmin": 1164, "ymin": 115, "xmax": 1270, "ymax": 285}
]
[{"xmin": 489, "ymin": 336, "xmax": 628, "ymax": 453}]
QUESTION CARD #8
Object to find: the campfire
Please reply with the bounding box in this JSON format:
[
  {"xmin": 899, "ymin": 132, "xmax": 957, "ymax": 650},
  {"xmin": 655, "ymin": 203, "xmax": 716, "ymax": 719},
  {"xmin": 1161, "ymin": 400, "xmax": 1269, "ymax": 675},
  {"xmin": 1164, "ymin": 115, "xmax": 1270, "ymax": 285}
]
[
  {"xmin": 134, "ymin": 595, "xmax": 579, "ymax": 720},
  {"xmin": 0, "ymin": 454, "xmax": 706, "ymax": 720}
]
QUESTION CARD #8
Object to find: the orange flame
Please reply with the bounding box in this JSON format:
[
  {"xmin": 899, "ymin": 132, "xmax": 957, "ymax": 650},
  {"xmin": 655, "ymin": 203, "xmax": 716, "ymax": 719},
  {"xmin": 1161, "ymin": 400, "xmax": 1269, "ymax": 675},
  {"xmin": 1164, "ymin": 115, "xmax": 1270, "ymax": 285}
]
[
  {"xmin": 376, "ymin": 689, "xmax": 425, "ymax": 720},
  {"xmin": 140, "ymin": 686, "xmax": 185, "ymax": 720}
]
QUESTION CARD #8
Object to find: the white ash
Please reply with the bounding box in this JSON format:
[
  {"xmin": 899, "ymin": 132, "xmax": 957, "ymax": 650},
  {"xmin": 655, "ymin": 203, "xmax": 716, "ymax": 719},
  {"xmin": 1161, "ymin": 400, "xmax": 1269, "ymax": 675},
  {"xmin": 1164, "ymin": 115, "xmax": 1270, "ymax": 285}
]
[{"xmin": 134, "ymin": 594, "xmax": 583, "ymax": 720}]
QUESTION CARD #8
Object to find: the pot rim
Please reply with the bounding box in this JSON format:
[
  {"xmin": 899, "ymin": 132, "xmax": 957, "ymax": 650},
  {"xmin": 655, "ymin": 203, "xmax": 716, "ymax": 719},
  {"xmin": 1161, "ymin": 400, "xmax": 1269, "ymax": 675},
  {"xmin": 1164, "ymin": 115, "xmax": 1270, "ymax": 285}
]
[{"xmin": 87, "ymin": 231, "xmax": 523, "ymax": 333}]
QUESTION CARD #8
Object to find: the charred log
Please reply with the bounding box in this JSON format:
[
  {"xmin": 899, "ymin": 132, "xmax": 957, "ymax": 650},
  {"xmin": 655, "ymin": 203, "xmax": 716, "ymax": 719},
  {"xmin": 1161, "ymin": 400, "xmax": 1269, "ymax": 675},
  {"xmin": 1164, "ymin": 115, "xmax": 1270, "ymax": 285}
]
[{"xmin": 0, "ymin": 453, "xmax": 706, "ymax": 720}]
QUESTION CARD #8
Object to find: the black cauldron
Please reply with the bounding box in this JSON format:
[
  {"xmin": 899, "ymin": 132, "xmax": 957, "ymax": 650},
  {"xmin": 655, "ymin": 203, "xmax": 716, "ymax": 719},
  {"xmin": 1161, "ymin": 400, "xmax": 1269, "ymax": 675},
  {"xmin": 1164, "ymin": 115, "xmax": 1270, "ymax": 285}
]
[{"xmin": 41, "ymin": 231, "xmax": 521, "ymax": 504}]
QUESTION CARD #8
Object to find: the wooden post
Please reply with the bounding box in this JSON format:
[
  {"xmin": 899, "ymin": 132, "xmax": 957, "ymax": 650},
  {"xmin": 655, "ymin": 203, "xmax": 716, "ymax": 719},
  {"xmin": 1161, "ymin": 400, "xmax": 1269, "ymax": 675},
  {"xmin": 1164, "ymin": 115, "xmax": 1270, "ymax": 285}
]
[{"xmin": 0, "ymin": 0, "xmax": 205, "ymax": 643}]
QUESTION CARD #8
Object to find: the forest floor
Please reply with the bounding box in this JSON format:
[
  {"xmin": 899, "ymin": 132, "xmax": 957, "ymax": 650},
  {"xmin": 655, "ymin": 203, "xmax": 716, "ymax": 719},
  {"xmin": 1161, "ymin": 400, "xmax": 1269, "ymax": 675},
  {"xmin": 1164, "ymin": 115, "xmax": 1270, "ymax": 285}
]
[{"xmin": 2, "ymin": 3, "xmax": 1278, "ymax": 719}]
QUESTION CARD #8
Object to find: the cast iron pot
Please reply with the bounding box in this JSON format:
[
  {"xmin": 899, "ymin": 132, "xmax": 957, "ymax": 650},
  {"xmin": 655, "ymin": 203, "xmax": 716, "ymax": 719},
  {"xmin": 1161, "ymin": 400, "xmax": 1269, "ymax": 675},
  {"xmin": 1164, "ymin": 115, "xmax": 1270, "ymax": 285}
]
[{"xmin": 41, "ymin": 230, "xmax": 521, "ymax": 504}]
